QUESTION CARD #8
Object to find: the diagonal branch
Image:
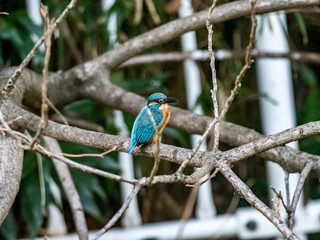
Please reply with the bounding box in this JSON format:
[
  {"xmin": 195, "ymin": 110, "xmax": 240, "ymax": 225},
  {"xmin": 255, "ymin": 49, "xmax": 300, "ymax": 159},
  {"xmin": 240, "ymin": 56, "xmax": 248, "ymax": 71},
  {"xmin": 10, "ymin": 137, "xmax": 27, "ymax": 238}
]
[
  {"xmin": 92, "ymin": 179, "xmax": 145, "ymax": 240},
  {"xmin": 288, "ymin": 160, "xmax": 313, "ymax": 230},
  {"xmin": 43, "ymin": 136, "xmax": 89, "ymax": 240},
  {"xmin": 220, "ymin": 165, "xmax": 298, "ymax": 240}
]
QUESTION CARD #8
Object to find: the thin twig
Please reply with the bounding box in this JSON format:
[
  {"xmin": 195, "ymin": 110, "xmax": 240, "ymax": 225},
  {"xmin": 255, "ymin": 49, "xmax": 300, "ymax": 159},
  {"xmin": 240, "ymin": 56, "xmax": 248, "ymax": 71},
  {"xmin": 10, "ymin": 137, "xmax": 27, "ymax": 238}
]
[
  {"xmin": 30, "ymin": 3, "xmax": 53, "ymax": 148},
  {"xmin": 146, "ymin": 108, "xmax": 161, "ymax": 187},
  {"xmin": 92, "ymin": 179, "xmax": 145, "ymax": 240},
  {"xmin": 175, "ymin": 186, "xmax": 199, "ymax": 240},
  {"xmin": 187, "ymin": 160, "xmax": 227, "ymax": 187},
  {"xmin": 29, "ymin": 144, "xmax": 137, "ymax": 185},
  {"xmin": 145, "ymin": 0, "xmax": 161, "ymax": 25},
  {"xmin": 176, "ymin": 0, "xmax": 258, "ymax": 174},
  {"xmin": 0, "ymin": 12, "xmax": 8, "ymax": 15},
  {"xmin": 1, "ymin": 0, "xmax": 78, "ymax": 96},
  {"xmin": 47, "ymin": 98, "xmax": 69, "ymax": 126},
  {"xmin": 221, "ymin": 165, "xmax": 298, "ymax": 240},
  {"xmin": 270, "ymin": 186, "xmax": 290, "ymax": 213},
  {"xmin": 61, "ymin": 147, "xmax": 115, "ymax": 158},
  {"xmin": 206, "ymin": 0, "xmax": 219, "ymax": 151},
  {"xmin": 285, "ymin": 171, "xmax": 291, "ymax": 207},
  {"xmin": 288, "ymin": 160, "xmax": 313, "ymax": 230},
  {"xmin": 134, "ymin": 0, "xmax": 143, "ymax": 24},
  {"xmin": 0, "ymin": 126, "xmax": 138, "ymax": 185}
]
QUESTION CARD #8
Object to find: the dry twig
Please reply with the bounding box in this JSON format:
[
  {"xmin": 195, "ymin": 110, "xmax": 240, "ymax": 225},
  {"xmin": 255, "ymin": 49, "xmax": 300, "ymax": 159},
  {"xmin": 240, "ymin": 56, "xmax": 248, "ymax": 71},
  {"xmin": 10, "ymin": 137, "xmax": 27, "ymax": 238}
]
[
  {"xmin": 0, "ymin": 125, "xmax": 138, "ymax": 185},
  {"xmin": 61, "ymin": 148, "xmax": 115, "ymax": 158},
  {"xmin": 146, "ymin": 108, "xmax": 161, "ymax": 187},
  {"xmin": 177, "ymin": 0, "xmax": 258, "ymax": 174},
  {"xmin": 92, "ymin": 179, "xmax": 146, "ymax": 240},
  {"xmin": 288, "ymin": 161, "xmax": 313, "ymax": 230},
  {"xmin": 206, "ymin": 0, "xmax": 219, "ymax": 150},
  {"xmin": 221, "ymin": 165, "xmax": 298, "ymax": 239},
  {"xmin": 175, "ymin": 186, "xmax": 199, "ymax": 240},
  {"xmin": 30, "ymin": 3, "xmax": 53, "ymax": 148}
]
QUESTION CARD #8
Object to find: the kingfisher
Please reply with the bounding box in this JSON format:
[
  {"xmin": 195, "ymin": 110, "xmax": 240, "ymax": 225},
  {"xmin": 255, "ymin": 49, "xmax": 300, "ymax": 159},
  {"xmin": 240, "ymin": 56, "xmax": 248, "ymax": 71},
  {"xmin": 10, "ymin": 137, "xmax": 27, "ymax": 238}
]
[{"xmin": 128, "ymin": 92, "xmax": 178, "ymax": 154}]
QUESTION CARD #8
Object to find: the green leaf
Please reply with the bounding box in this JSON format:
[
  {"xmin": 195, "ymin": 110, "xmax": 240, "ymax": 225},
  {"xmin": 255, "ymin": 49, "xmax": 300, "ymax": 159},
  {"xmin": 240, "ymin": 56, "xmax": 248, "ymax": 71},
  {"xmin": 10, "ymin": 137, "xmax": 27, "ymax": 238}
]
[
  {"xmin": 302, "ymin": 90, "xmax": 320, "ymax": 122},
  {"xmin": 20, "ymin": 172, "xmax": 43, "ymax": 238},
  {"xmin": 294, "ymin": 12, "xmax": 308, "ymax": 45},
  {"xmin": 299, "ymin": 66, "xmax": 317, "ymax": 86},
  {"xmin": 0, "ymin": 210, "xmax": 17, "ymax": 240}
]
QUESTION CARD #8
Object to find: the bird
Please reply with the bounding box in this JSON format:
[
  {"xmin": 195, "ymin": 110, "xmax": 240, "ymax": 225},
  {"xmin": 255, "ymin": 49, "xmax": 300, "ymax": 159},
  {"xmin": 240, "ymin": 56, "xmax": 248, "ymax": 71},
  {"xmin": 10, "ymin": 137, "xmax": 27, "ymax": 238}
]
[{"xmin": 128, "ymin": 92, "xmax": 178, "ymax": 154}]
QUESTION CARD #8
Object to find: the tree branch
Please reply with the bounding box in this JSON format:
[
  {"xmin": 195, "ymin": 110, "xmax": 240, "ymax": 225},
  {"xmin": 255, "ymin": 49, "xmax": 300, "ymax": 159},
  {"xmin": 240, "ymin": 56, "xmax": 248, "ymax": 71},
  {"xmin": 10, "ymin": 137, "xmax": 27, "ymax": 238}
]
[
  {"xmin": 5, "ymin": 101, "xmax": 320, "ymax": 176},
  {"xmin": 220, "ymin": 165, "xmax": 298, "ymax": 240},
  {"xmin": 43, "ymin": 137, "xmax": 89, "ymax": 240},
  {"xmin": 119, "ymin": 49, "xmax": 320, "ymax": 67},
  {"xmin": 92, "ymin": 179, "xmax": 145, "ymax": 240},
  {"xmin": 64, "ymin": 0, "xmax": 319, "ymax": 79}
]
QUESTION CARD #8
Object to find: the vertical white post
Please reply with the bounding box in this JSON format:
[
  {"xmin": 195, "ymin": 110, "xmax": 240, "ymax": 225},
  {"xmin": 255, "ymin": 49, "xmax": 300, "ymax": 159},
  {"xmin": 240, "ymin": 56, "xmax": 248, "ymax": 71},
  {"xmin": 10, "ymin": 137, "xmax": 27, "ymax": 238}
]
[
  {"xmin": 255, "ymin": 12, "xmax": 306, "ymax": 239},
  {"xmin": 179, "ymin": 0, "xmax": 216, "ymax": 219},
  {"xmin": 102, "ymin": 0, "xmax": 142, "ymax": 228}
]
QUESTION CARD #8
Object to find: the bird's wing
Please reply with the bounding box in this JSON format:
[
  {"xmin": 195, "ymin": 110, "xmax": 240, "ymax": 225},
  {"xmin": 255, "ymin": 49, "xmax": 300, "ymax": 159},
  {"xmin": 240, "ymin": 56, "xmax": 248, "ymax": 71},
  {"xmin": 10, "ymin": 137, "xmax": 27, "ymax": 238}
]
[{"xmin": 132, "ymin": 107, "xmax": 163, "ymax": 143}]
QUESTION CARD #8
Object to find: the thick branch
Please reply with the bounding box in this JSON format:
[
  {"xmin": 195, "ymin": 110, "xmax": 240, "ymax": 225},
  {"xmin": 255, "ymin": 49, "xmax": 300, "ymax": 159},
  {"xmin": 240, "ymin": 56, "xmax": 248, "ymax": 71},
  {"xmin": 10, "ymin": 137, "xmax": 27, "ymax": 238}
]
[
  {"xmin": 79, "ymin": 78, "xmax": 320, "ymax": 174},
  {"xmin": 64, "ymin": 0, "xmax": 319, "ymax": 79},
  {"xmin": 6, "ymin": 101, "xmax": 320, "ymax": 176},
  {"xmin": 0, "ymin": 129, "xmax": 23, "ymax": 224}
]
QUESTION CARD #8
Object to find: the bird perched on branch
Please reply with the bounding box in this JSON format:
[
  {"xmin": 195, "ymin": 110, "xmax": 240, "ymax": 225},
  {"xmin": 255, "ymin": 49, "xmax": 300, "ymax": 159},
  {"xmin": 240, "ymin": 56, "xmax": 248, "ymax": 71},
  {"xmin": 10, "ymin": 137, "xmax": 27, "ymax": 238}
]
[{"xmin": 128, "ymin": 92, "xmax": 178, "ymax": 154}]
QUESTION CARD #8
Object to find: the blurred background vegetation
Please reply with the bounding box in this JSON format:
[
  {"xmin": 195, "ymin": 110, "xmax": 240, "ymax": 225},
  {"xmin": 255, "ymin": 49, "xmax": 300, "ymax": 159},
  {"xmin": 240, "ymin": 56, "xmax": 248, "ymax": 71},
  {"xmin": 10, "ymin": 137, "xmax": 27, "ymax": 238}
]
[{"xmin": 0, "ymin": 0, "xmax": 320, "ymax": 239}]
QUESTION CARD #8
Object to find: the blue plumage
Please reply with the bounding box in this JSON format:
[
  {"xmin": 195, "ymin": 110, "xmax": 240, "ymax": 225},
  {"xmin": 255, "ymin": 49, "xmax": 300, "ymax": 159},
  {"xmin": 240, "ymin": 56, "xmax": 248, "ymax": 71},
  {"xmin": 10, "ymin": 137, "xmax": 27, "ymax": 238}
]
[{"xmin": 128, "ymin": 93, "xmax": 177, "ymax": 154}]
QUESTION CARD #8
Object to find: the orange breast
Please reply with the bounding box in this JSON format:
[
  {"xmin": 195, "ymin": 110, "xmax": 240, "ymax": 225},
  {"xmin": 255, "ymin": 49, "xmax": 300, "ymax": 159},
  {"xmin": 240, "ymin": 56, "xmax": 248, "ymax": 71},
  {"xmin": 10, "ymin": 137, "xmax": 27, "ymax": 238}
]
[{"xmin": 147, "ymin": 104, "xmax": 170, "ymax": 144}]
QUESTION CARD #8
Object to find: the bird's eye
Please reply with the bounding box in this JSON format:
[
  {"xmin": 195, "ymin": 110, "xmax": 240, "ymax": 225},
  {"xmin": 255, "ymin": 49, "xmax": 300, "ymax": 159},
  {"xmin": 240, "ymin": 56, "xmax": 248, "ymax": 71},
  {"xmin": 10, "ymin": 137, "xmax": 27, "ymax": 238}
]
[{"xmin": 158, "ymin": 99, "xmax": 164, "ymax": 103}]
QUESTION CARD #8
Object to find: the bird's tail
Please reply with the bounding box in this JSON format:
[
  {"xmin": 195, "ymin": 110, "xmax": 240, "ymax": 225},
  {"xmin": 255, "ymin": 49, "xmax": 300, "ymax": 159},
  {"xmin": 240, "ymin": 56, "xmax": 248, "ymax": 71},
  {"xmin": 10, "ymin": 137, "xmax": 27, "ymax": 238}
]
[{"xmin": 128, "ymin": 141, "xmax": 137, "ymax": 154}]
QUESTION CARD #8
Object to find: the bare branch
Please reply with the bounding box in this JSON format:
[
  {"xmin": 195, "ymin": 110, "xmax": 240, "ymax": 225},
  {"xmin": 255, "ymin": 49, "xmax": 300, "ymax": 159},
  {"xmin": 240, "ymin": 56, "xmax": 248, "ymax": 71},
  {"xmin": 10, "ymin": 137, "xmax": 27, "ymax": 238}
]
[
  {"xmin": 120, "ymin": 49, "xmax": 320, "ymax": 67},
  {"xmin": 177, "ymin": 0, "xmax": 257, "ymax": 174},
  {"xmin": 288, "ymin": 161, "xmax": 313, "ymax": 230},
  {"xmin": 43, "ymin": 136, "xmax": 89, "ymax": 240},
  {"xmin": 175, "ymin": 187, "xmax": 199, "ymax": 240},
  {"xmin": 65, "ymin": 0, "xmax": 318, "ymax": 79},
  {"xmin": 206, "ymin": 0, "xmax": 220, "ymax": 151},
  {"xmin": 92, "ymin": 179, "xmax": 145, "ymax": 240},
  {"xmin": 220, "ymin": 165, "xmax": 298, "ymax": 240},
  {"xmin": 61, "ymin": 148, "xmax": 115, "ymax": 158},
  {"xmin": 30, "ymin": 3, "xmax": 53, "ymax": 148},
  {"xmin": 1, "ymin": 128, "xmax": 138, "ymax": 185},
  {"xmin": 146, "ymin": 108, "xmax": 161, "ymax": 187},
  {"xmin": 5, "ymin": 101, "xmax": 320, "ymax": 175}
]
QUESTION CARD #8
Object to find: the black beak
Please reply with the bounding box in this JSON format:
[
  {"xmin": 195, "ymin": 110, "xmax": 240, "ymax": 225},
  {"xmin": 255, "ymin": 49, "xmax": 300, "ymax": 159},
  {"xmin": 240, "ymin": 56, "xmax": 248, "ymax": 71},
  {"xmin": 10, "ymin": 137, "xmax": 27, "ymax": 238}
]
[{"xmin": 164, "ymin": 97, "xmax": 178, "ymax": 104}]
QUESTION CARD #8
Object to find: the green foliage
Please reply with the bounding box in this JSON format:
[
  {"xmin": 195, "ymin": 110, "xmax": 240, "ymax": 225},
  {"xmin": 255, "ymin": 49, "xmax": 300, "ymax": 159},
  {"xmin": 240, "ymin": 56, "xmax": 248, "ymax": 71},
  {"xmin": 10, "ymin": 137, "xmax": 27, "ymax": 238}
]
[
  {"xmin": 294, "ymin": 12, "xmax": 308, "ymax": 45},
  {"xmin": 0, "ymin": 10, "xmax": 43, "ymax": 69},
  {"xmin": 0, "ymin": 211, "xmax": 17, "ymax": 240},
  {"xmin": 19, "ymin": 152, "xmax": 44, "ymax": 238}
]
